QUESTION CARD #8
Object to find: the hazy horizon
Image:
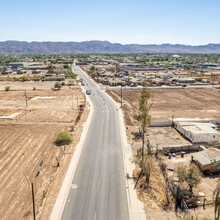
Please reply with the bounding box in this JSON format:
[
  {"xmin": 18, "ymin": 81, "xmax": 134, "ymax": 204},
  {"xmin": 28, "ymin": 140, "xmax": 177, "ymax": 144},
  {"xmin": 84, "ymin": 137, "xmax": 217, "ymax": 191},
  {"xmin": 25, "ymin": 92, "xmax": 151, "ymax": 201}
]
[
  {"xmin": 1, "ymin": 0, "xmax": 220, "ymax": 45},
  {"xmin": 0, "ymin": 40, "xmax": 219, "ymax": 47}
]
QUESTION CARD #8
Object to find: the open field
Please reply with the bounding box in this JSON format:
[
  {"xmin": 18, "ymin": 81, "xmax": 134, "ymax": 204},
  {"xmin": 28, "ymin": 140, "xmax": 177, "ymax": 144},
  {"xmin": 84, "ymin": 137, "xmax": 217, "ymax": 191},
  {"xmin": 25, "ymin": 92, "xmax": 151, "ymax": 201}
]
[
  {"xmin": 0, "ymin": 83, "xmax": 88, "ymax": 220},
  {"xmin": 0, "ymin": 81, "xmax": 58, "ymax": 91},
  {"xmin": 108, "ymin": 88, "xmax": 220, "ymax": 122}
]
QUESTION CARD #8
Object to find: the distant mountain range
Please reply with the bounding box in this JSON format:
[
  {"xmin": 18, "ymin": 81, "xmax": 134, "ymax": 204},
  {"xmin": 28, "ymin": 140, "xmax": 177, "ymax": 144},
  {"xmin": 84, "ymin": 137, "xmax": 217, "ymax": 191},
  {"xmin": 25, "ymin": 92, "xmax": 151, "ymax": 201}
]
[{"xmin": 0, "ymin": 40, "xmax": 220, "ymax": 54}]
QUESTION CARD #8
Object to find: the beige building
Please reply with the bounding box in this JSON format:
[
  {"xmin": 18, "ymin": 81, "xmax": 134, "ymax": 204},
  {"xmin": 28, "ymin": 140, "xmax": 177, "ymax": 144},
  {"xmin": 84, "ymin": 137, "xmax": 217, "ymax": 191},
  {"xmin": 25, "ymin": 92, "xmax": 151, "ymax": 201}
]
[
  {"xmin": 175, "ymin": 121, "xmax": 219, "ymax": 143},
  {"xmin": 191, "ymin": 148, "xmax": 220, "ymax": 172}
]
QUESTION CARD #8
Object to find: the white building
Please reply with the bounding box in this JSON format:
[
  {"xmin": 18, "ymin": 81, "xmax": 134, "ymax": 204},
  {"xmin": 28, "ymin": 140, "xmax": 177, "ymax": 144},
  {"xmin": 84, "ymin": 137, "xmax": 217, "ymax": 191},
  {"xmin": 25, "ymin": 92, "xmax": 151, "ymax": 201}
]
[{"xmin": 175, "ymin": 121, "xmax": 219, "ymax": 143}]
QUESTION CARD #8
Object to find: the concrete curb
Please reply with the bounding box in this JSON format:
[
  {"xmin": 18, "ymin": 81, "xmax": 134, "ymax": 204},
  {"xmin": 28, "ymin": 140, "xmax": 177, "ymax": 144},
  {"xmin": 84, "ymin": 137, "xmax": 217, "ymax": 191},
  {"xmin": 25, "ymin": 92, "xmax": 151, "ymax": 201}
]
[
  {"xmin": 49, "ymin": 91, "xmax": 94, "ymax": 220},
  {"xmin": 118, "ymin": 108, "xmax": 146, "ymax": 220}
]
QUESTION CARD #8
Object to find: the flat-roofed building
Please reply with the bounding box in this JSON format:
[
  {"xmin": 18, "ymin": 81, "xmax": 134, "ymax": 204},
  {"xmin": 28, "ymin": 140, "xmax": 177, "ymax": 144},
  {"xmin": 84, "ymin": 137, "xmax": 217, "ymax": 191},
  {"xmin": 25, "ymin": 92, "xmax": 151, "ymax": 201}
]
[
  {"xmin": 8, "ymin": 62, "xmax": 28, "ymax": 69},
  {"xmin": 191, "ymin": 148, "xmax": 220, "ymax": 172},
  {"xmin": 176, "ymin": 78, "xmax": 196, "ymax": 83},
  {"xmin": 175, "ymin": 121, "xmax": 219, "ymax": 143}
]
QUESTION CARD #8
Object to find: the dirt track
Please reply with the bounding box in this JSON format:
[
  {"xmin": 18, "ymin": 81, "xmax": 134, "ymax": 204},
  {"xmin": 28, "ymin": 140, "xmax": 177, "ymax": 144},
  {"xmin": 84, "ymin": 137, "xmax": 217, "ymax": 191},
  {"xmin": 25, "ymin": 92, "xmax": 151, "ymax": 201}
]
[{"xmin": 0, "ymin": 86, "xmax": 88, "ymax": 219}]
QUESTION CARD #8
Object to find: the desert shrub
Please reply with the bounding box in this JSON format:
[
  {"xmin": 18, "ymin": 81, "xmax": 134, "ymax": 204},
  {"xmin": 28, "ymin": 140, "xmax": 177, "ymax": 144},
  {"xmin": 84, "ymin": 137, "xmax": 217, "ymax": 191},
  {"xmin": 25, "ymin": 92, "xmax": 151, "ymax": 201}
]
[
  {"xmin": 69, "ymin": 125, "xmax": 75, "ymax": 132},
  {"xmin": 54, "ymin": 82, "xmax": 62, "ymax": 90},
  {"xmin": 55, "ymin": 131, "xmax": 72, "ymax": 146},
  {"xmin": 5, "ymin": 86, "xmax": 10, "ymax": 91}
]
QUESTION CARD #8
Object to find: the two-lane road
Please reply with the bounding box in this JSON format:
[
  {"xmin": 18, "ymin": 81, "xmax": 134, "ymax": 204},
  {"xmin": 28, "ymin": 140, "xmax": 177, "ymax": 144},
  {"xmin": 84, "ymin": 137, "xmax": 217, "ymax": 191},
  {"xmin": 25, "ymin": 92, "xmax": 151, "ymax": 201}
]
[{"xmin": 61, "ymin": 65, "xmax": 129, "ymax": 220}]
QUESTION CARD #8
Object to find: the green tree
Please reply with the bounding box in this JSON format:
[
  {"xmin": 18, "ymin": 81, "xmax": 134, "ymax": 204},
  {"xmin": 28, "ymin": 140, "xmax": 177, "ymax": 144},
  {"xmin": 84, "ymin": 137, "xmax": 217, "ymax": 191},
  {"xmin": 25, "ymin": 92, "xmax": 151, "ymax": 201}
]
[
  {"xmin": 88, "ymin": 65, "xmax": 97, "ymax": 78},
  {"xmin": 63, "ymin": 64, "xmax": 69, "ymax": 69},
  {"xmin": 47, "ymin": 64, "xmax": 56, "ymax": 72},
  {"xmin": 54, "ymin": 82, "xmax": 62, "ymax": 90},
  {"xmin": 134, "ymin": 81, "xmax": 153, "ymax": 157},
  {"xmin": 5, "ymin": 86, "xmax": 10, "ymax": 91},
  {"xmin": 133, "ymin": 82, "xmax": 153, "ymax": 189},
  {"xmin": 65, "ymin": 68, "xmax": 77, "ymax": 79},
  {"xmin": 133, "ymin": 151, "xmax": 155, "ymax": 186},
  {"xmin": 176, "ymin": 164, "xmax": 202, "ymax": 192}
]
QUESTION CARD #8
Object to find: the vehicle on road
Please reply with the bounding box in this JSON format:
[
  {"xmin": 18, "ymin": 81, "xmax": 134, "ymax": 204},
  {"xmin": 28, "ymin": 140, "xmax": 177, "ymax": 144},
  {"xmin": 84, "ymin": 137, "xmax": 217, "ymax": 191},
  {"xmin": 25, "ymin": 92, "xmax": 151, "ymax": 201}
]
[{"xmin": 86, "ymin": 90, "xmax": 91, "ymax": 95}]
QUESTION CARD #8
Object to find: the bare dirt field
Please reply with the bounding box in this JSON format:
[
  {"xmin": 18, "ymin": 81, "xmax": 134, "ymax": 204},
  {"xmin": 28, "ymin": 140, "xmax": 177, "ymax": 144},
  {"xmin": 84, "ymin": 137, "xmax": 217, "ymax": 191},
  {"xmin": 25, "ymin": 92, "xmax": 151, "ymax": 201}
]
[
  {"xmin": 108, "ymin": 88, "xmax": 220, "ymax": 122},
  {"xmin": 108, "ymin": 88, "xmax": 220, "ymax": 220},
  {"xmin": 0, "ymin": 82, "xmax": 88, "ymax": 220},
  {"xmin": 0, "ymin": 81, "xmax": 57, "ymax": 91}
]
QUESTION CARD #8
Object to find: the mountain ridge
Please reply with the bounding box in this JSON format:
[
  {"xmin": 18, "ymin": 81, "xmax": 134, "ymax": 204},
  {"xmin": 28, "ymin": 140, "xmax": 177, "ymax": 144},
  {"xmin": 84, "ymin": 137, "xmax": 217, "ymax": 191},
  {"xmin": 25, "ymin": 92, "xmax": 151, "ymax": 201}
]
[{"xmin": 0, "ymin": 40, "xmax": 220, "ymax": 54}]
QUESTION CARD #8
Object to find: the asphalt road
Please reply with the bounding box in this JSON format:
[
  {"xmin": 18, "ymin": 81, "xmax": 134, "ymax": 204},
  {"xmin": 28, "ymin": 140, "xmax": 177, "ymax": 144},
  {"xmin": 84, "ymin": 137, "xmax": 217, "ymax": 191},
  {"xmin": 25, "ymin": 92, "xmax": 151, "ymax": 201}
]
[{"xmin": 61, "ymin": 65, "xmax": 129, "ymax": 220}]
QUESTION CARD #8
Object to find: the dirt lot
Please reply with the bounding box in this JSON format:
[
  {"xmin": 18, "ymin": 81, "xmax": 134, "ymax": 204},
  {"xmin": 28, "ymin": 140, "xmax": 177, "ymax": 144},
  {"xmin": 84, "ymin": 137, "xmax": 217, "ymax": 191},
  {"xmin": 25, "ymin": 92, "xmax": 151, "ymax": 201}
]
[
  {"xmin": 0, "ymin": 83, "xmax": 88, "ymax": 220},
  {"xmin": 130, "ymin": 127, "xmax": 190, "ymax": 157},
  {"xmin": 108, "ymin": 88, "xmax": 220, "ymax": 122},
  {"xmin": 108, "ymin": 87, "xmax": 220, "ymax": 220},
  {"xmin": 0, "ymin": 81, "xmax": 58, "ymax": 91}
]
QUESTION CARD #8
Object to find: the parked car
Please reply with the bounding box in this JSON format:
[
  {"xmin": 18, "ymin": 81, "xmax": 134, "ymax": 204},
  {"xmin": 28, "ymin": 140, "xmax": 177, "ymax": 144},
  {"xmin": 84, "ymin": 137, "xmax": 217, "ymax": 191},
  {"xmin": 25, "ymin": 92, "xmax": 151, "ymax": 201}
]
[{"xmin": 86, "ymin": 90, "xmax": 91, "ymax": 95}]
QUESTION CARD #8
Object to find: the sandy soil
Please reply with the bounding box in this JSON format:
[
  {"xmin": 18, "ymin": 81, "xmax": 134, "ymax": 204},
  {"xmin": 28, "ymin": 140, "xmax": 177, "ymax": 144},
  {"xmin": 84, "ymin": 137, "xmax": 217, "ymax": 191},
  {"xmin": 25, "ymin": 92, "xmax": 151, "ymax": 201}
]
[
  {"xmin": 131, "ymin": 127, "xmax": 190, "ymax": 153},
  {"xmin": 108, "ymin": 88, "xmax": 220, "ymax": 122},
  {"xmin": 108, "ymin": 87, "xmax": 220, "ymax": 220},
  {"xmin": 0, "ymin": 81, "xmax": 58, "ymax": 91},
  {"xmin": 0, "ymin": 83, "xmax": 88, "ymax": 220}
]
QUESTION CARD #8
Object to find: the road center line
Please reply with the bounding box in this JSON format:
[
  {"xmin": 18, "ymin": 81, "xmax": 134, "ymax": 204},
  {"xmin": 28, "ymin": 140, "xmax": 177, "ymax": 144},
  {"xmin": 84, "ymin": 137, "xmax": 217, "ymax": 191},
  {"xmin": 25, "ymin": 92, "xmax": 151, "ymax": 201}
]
[{"xmin": 97, "ymin": 177, "xmax": 100, "ymax": 190}]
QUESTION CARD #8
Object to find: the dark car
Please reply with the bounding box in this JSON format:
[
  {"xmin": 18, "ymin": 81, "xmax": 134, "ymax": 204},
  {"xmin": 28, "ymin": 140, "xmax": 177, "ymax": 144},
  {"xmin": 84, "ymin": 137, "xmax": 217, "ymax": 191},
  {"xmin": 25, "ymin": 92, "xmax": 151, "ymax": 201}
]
[{"xmin": 86, "ymin": 90, "xmax": 91, "ymax": 95}]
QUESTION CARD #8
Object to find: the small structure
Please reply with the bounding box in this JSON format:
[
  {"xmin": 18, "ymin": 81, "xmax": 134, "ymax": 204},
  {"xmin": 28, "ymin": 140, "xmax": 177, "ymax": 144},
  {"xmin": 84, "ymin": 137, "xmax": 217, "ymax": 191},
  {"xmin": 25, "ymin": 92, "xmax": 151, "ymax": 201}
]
[
  {"xmin": 128, "ymin": 78, "xmax": 142, "ymax": 87},
  {"xmin": 32, "ymin": 70, "xmax": 41, "ymax": 74},
  {"xmin": 1, "ymin": 70, "xmax": 13, "ymax": 75},
  {"xmin": 160, "ymin": 73, "xmax": 174, "ymax": 78},
  {"xmin": 16, "ymin": 69, "xmax": 27, "ymax": 74},
  {"xmin": 8, "ymin": 62, "xmax": 28, "ymax": 69},
  {"xmin": 108, "ymin": 78, "xmax": 123, "ymax": 86},
  {"xmin": 191, "ymin": 148, "xmax": 220, "ymax": 173},
  {"xmin": 44, "ymin": 75, "xmax": 65, "ymax": 82},
  {"xmin": 175, "ymin": 121, "xmax": 219, "ymax": 143},
  {"xmin": 176, "ymin": 78, "xmax": 196, "ymax": 83},
  {"xmin": 0, "ymin": 112, "xmax": 22, "ymax": 119}
]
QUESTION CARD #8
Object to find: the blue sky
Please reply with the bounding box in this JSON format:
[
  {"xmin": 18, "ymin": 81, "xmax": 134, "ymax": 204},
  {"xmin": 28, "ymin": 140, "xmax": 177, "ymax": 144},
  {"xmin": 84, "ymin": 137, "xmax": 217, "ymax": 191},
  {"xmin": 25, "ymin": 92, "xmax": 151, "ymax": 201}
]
[{"xmin": 0, "ymin": 0, "xmax": 219, "ymax": 45}]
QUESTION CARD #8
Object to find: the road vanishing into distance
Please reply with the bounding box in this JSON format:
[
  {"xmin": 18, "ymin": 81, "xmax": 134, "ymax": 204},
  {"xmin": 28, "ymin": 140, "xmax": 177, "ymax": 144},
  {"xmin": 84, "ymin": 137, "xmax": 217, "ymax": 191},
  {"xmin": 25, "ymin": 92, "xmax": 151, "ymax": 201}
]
[{"xmin": 61, "ymin": 65, "xmax": 129, "ymax": 220}]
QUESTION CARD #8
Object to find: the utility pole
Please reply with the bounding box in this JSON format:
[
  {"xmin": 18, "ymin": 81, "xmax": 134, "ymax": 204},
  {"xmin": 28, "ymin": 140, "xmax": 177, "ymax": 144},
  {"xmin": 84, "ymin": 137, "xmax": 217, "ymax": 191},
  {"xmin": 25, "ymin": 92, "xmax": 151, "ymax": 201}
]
[
  {"xmin": 76, "ymin": 94, "xmax": 79, "ymax": 109},
  {"xmin": 172, "ymin": 114, "xmax": 174, "ymax": 128},
  {"xmin": 24, "ymin": 90, "xmax": 28, "ymax": 107},
  {"xmin": 120, "ymin": 85, "xmax": 123, "ymax": 107},
  {"xmin": 31, "ymin": 183, "xmax": 36, "ymax": 220}
]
